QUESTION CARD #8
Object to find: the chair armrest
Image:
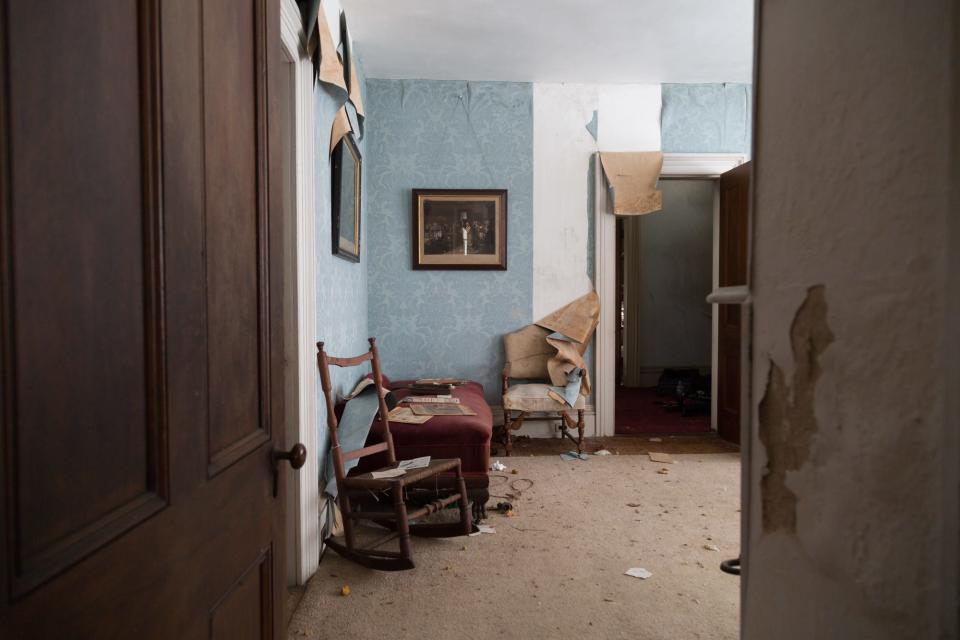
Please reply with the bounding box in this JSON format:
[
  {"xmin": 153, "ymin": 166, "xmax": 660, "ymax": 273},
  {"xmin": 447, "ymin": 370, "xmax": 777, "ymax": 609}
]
[{"xmin": 501, "ymin": 363, "xmax": 511, "ymax": 394}]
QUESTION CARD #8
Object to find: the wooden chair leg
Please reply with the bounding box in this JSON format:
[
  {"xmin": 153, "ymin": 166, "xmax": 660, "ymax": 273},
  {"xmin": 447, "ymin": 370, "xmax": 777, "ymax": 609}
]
[
  {"xmin": 501, "ymin": 409, "xmax": 511, "ymax": 455},
  {"xmin": 576, "ymin": 408, "xmax": 585, "ymax": 454},
  {"xmin": 504, "ymin": 410, "xmax": 526, "ymax": 457},
  {"xmin": 392, "ymin": 482, "xmax": 412, "ymax": 562}
]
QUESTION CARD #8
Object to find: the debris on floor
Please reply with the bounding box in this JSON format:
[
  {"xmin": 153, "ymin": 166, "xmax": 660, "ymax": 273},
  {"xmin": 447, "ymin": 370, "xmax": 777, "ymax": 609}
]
[
  {"xmin": 490, "ymin": 460, "xmax": 507, "ymax": 471},
  {"xmin": 624, "ymin": 567, "xmax": 653, "ymax": 580},
  {"xmin": 560, "ymin": 451, "xmax": 590, "ymax": 461},
  {"xmin": 648, "ymin": 452, "xmax": 674, "ymax": 464},
  {"xmin": 340, "ymin": 585, "xmax": 351, "ymax": 597},
  {"xmin": 626, "ymin": 502, "xmax": 642, "ymax": 507},
  {"xmin": 649, "ymin": 437, "xmax": 663, "ymax": 442},
  {"xmin": 491, "ymin": 501, "xmax": 514, "ymax": 514},
  {"xmin": 469, "ymin": 524, "xmax": 497, "ymax": 536},
  {"xmin": 593, "ymin": 449, "xmax": 612, "ymax": 456},
  {"xmin": 657, "ymin": 468, "xmax": 670, "ymax": 475},
  {"xmin": 703, "ymin": 544, "xmax": 720, "ymax": 552}
]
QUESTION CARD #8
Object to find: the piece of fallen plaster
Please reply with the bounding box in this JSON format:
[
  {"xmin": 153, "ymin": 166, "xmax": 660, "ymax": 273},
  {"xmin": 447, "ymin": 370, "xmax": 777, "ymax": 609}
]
[{"xmin": 758, "ymin": 285, "xmax": 834, "ymax": 533}]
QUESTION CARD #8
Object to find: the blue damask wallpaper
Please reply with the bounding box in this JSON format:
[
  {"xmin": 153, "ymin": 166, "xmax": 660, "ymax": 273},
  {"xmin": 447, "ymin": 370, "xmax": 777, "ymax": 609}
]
[
  {"xmin": 314, "ymin": 74, "xmax": 370, "ymax": 464},
  {"xmin": 661, "ymin": 83, "xmax": 753, "ymax": 154},
  {"xmin": 364, "ymin": 80, "xmax": 534, "ymax": 402}
]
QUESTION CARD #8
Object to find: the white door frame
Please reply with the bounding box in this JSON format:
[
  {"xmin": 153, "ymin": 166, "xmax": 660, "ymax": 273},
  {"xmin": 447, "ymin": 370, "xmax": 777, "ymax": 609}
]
[
  {"xmin": 280, "ymin": 0, "xmax": 319, "ymax": 586},
  {"xmin": 592, "ymin": 153, "xmax": 746, "ymax": 437}
]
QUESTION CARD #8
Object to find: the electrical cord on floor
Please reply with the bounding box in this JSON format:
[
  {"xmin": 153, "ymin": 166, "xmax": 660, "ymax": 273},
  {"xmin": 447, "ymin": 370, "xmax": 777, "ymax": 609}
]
[{"xmin": 488, "ymin": 474, "xmax": 534, "ymax": 501}]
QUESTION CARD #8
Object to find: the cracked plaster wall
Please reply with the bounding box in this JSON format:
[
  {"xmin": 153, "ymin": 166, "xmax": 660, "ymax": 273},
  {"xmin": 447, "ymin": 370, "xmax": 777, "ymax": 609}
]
[{"xmin": 745, "ymin": 1, "xmax": 958, "ymax": 638}]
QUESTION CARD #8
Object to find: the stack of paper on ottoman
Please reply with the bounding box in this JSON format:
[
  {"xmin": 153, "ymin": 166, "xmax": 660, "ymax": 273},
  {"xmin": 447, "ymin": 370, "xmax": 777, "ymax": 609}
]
[{"xmin": 352, "ymin": 378, "xmax": 493, "ymax": 520}]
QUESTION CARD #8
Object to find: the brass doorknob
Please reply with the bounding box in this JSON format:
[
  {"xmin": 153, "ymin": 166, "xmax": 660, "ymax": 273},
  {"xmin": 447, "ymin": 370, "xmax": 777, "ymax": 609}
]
[{"xmin": 274, "ymin": 443, "xmax": 307, "ymax": 470}]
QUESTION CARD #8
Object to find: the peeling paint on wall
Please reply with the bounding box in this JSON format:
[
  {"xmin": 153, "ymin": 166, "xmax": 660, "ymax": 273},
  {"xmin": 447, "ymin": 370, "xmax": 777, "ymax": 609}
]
[{"xmin": 759, "ymin": 285, "xmax": 834, "ymax": 532}]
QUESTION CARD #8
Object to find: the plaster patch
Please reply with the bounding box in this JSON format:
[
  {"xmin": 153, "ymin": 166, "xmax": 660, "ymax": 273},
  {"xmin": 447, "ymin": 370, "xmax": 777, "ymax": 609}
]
[{"xmin": 759, "ymin": 285, "xmax": 834, "ymax": 532}]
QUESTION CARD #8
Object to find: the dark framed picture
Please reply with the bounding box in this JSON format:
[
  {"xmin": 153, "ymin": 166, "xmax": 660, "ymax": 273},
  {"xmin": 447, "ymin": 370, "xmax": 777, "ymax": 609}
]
[
  {"xmin": 412, "ymin": 189, "xmax": 507, "ymax": 270},
  {"xmin": 331, "ymin": 133, "xmax": 361, "ymax": 262}
]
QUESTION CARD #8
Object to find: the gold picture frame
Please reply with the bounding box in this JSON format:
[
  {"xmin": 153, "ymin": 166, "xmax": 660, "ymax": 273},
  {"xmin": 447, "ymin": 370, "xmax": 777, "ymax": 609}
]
[{"xmin": 412, "ymin": 189, "xmax": 507, "ymax": 270}]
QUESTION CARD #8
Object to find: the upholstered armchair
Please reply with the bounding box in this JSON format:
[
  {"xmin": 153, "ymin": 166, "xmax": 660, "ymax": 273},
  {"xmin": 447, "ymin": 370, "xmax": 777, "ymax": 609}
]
[{"xmin": 500, "ymin": 325, "xmax": 586, "ymax": 456}]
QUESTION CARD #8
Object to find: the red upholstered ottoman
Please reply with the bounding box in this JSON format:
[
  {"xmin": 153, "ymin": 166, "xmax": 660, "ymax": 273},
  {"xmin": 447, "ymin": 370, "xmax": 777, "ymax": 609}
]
[{"xmin": 353, "ymin": 380, "xmax": 492, "ymax": 518}]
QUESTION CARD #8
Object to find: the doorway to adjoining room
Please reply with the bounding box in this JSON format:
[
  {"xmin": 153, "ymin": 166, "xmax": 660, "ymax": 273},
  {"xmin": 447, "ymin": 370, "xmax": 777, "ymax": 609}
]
[{"xmin": 615, "ymin": 179, "xmax": 715, "ymax": 435}]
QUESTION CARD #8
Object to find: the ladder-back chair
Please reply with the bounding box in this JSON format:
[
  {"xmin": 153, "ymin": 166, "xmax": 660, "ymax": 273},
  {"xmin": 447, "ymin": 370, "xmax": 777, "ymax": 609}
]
[{"xmin": 318, "ymin": 338, "xmax": 473, "ymax": 571}]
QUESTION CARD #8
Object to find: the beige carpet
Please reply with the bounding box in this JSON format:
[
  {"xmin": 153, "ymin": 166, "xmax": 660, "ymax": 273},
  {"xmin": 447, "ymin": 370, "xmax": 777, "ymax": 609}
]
[{"xmin": 289, "ymin": 452, "xmax": 741, "ymax": 640}]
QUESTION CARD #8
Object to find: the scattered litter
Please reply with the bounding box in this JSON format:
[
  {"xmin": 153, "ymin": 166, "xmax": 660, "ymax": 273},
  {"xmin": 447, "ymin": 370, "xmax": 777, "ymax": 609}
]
[
  {"xmin": 657, "ymin": 468, "xmax": 670, "ymax": 475},
  {"xmin": 624, "ymin": 567, "xmax": 653, "ymax": 580},
  {"xmin": 511, "ymin": 469, "xmax": 519, "ymax": 475},
  {"xmin": 370, "ymin": 468, "xmax": 406, "ymax": 479},
  {"xmin": 593, "ymin": 449, "xmax": 612, "ymax": 456},
  {"xmin": 490, "ymin": 460, "xmax": 507, "ymax": 471},
  {"xmin": 626, "ymin": 502, "xmax": 642, "ymax": 508},
  {"xmin": 603, "ymin": 598, "xmax": 615, "ymax": 603},
  {"xmin": 492, "ymin": 501, "xmax": 514, "ymax": 514},
  {"xmin": 648, "ymin": 452, "xmax": 674, "ymax": 464},
  {"xmin": 469, "ymin": 524, "xmax": 497, "ymax": 536},
  {"xmin": 560, "ymin": 451, "xmax": 590, "ymax": 461},
  {"xmin": 704, "ymin": 544, "xmax": 720, "ymax": 552},
  {"xmin": 648, "ymin": 437, "xmax": 663, "ymax": 442},
  {"xmin": 340, "ymin": 585, "xmax": 351, "ymax": 597}
]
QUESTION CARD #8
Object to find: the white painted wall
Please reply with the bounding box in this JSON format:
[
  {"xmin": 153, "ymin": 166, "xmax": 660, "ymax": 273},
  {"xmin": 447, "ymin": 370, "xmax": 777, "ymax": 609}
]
[
  {"xmin": 531, "ymin": 83, "xmax": 661, "ymax": 319},
  {"xmin": 532, "ymin": 84, "xmax": 598, "ymax": 318},
  {"xmin": 597, "ymin": 85, "xmax": 662, "ymax": 152},
  {"xmin": 744, "ymin": 0, "xmax": 958, "ymax": 637}
]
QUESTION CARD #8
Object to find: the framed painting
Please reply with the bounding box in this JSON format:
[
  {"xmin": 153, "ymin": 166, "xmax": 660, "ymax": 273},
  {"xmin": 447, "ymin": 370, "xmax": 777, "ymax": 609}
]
[
  {"xmin": 331, "ymin": 133, "xmax": 361, "ymax": 261},
  {"xmin": 412, "ymin": 189, "xmax": 507, "ymax": 270}
]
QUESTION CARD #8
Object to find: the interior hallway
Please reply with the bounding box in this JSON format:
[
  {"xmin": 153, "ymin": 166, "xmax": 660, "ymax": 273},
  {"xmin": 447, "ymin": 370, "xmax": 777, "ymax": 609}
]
[{"xmin": 289, "ymin": 452, "xmax": 740, "ymax": 640}]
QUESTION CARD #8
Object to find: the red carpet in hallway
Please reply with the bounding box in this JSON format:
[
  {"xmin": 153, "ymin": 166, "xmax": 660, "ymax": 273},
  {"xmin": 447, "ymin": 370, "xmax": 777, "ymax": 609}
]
[{"xmin": 615, "ymin": 386, "xmax": 711, "ymax": 435}]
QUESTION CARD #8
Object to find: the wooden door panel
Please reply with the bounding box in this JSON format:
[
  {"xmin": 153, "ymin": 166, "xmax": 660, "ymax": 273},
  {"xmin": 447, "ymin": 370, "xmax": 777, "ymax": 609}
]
[
  {"xmin": 1, "ymin": 0, "xmax": 166, "ymax": 596},
  {"xmin": 202, "ymin": 0, "xmax": 271, "ymax": 477},
  {"xmin": 1, "ymin": 0, "xmax": 286, "ymax": 636},
  {"xmin": 716, "ymin": 162, "xmax": 750, "ymax": 444},
  {"xmin": 210, "ymin": 549, "xmax": 273, "ymax": 640}
]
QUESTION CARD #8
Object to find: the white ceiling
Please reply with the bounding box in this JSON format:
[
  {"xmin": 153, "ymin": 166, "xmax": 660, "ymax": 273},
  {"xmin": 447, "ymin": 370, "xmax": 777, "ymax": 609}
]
[{"xmin": 340, "ymin": 0, "xmax": 754, "ymax": 84}]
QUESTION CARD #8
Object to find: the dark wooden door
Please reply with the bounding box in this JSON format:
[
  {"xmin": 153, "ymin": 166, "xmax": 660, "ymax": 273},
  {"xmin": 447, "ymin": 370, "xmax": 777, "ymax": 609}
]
[
  {"xmin": 716, "ymin": 161, "xmax": 751, "ymax": 444},
  {"xmin": 0, "ymin": 1, "xmax": 289, "ymax": 638}
]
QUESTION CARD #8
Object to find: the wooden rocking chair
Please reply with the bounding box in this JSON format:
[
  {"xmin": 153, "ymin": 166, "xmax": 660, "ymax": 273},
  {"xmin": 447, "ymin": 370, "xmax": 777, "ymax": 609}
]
[{"xmin": 318, "ymin": 338, "xmax": 473, "ymax": 571}]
